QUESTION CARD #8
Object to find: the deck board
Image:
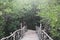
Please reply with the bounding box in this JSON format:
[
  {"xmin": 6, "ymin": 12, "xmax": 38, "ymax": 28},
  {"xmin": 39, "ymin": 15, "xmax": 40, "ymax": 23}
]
[{"xmin": 20, "ymin": 30, "xmax": 39, "ymax": 40}]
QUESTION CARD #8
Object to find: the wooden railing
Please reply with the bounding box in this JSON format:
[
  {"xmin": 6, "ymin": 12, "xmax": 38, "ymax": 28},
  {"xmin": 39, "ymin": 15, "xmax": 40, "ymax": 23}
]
[
  {"xmin": 1, "ymin": 26, "xmax": 27, "ymax": 40},
  {"xmin": 36, "ymin": 24, "xmax": 53, "ymax": 40},
  {"xmin": 41, "ymin": 30, "xmax": 53, "ymax": 40}
]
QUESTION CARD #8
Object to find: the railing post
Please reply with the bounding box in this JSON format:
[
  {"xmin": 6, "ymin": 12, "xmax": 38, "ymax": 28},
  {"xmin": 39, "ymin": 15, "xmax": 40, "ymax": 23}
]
[
  {"xmin": 13, "ymin": 34, "xmax": 15, "ymax": 40},
  {"xmin": 36, "ymin": 23, "xmax": 42, "ymax": 40},
  {"xmin": 20, "ymin": 23, "xmax": 23, "ymax": 38},
  {"xmin": 18, "ymin": 30, "xmax": 21, "ymax": 40},
  {"xmin": 42, "ymin": 33, "xmax": 44, "ymax": 40},
  {"xmin": 20, "ymin": 23, "xmax": 23, "ymax": 29},
  {"xmin": 17, "ymin": 32, "xmax": 20, "ymax": 39},
  {"xmin": 39, "ymin": 23, "xmax": 42, "ymax": 40}
]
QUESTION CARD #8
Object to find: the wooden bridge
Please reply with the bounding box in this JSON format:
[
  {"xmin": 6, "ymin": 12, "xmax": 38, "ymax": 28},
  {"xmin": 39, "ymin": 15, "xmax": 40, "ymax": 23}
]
[{"xmin": 0, "ymin": 23, "xmax": 53, "ymax": 40}]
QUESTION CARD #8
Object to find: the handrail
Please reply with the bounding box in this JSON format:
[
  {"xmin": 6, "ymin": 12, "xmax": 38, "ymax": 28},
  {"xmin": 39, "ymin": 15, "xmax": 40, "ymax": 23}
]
[
  {"xmin": 1, "ymin": 26, "xmax": 26, "ymax": 40},
  {"xmin": 42, "ymin": 30, "xmax": 53, "ymax": 40},
  {"xmin": 36, "ymin": 24, "xmax": 53, "ymax": 40},
  {"xmin": 36, "ymin": 28, "xmax": 53, "ymax": 40}
]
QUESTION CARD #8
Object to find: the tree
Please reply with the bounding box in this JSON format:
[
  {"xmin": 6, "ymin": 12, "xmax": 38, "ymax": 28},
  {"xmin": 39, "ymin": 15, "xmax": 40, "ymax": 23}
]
[{"xmin": 38, "ymin": 0, "xmax": 60, "ymax": 40}]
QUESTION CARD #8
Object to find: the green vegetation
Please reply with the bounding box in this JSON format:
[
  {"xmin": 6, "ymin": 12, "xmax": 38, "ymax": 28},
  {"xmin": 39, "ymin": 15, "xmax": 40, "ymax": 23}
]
[
  {"xmin": 0, "ymin": 0, "xmax": 60, "ymax": 40},
  {"xmin": 38, "ymin": 0, "xmax": 60, "ymax": 40}
]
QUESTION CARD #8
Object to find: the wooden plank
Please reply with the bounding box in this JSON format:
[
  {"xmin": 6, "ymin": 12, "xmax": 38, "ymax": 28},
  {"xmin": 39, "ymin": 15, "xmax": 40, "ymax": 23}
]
[{"xmin": 20, "ymin": 30, "xmax": 39, "ymax": 40}]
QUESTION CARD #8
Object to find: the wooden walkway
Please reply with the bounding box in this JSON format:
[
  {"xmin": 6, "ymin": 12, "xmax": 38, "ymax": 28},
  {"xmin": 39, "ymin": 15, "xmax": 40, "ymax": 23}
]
[
  {"xmin": 20, "ymin": 30, "xmax": 39, "ymax": 40},
  {"xmin": 1, "ymin": 24, "xmax": 53, "ymax": 40}
]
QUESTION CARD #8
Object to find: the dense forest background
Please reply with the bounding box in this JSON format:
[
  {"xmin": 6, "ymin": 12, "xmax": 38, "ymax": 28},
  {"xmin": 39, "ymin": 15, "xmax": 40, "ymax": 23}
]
[{"xmin": 0, "ymin": 0, "xmax": 60, "ymax": 40}]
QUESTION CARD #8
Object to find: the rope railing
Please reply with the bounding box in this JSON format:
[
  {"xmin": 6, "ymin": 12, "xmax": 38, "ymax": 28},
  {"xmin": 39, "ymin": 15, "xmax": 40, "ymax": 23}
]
[{"xmin": 1, "ymin": 26, "xmax": 27, "ymax": 40}]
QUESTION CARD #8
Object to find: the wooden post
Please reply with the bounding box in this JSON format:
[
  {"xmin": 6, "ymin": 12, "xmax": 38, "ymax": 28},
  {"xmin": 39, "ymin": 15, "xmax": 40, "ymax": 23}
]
[
  {"xmin": 13, "ymin": 34, "xmax": 15, "ymax": 40},
  {"xmin": 21, "ymin": 23, "xmax": 23, "ymax": 29},
  {"xmin": 19, "ymin": 30, "xmax": 21, "ymax": 40},
  {"xmin": 36, "ymin": 23, "xmax": 42, "ymax": 40},
  {"xmin": 17, "ymin": 32, "xmax": 20, "ymax": 39},
  {"xmin": 35, "ymin": 26, "xmax": 38, "ymax": 33},
  {"xmin": 10, "ymin": 36, "xmax": 13, "ymax": 40},
  {"xmin": 20, "ymin": 23, "xmax": 23, "ymax": 38},
  {"xmin": 40, "ymin": 23, "xmax": 42, "ymax": 40}
]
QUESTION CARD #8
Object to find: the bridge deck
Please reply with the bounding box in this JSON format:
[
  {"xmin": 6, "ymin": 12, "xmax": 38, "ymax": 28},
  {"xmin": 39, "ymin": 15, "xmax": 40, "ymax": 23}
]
[{"xmin": 20, "ymin": 30, "xmax": 39, "ymax": 40}]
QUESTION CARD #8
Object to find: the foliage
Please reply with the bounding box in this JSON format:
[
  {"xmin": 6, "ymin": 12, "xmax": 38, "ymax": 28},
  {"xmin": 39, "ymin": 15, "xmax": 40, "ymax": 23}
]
[
  {"xmin": 0, "ymin": 0, "xmax": 18, "ymax": 38},
  {"xmin": 0, "ymin": 0, "xmax": 41, "ymax": 39},
  {"xmin": 38, "ymin": 0, "xmax": 60, "ymax": 40}
]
